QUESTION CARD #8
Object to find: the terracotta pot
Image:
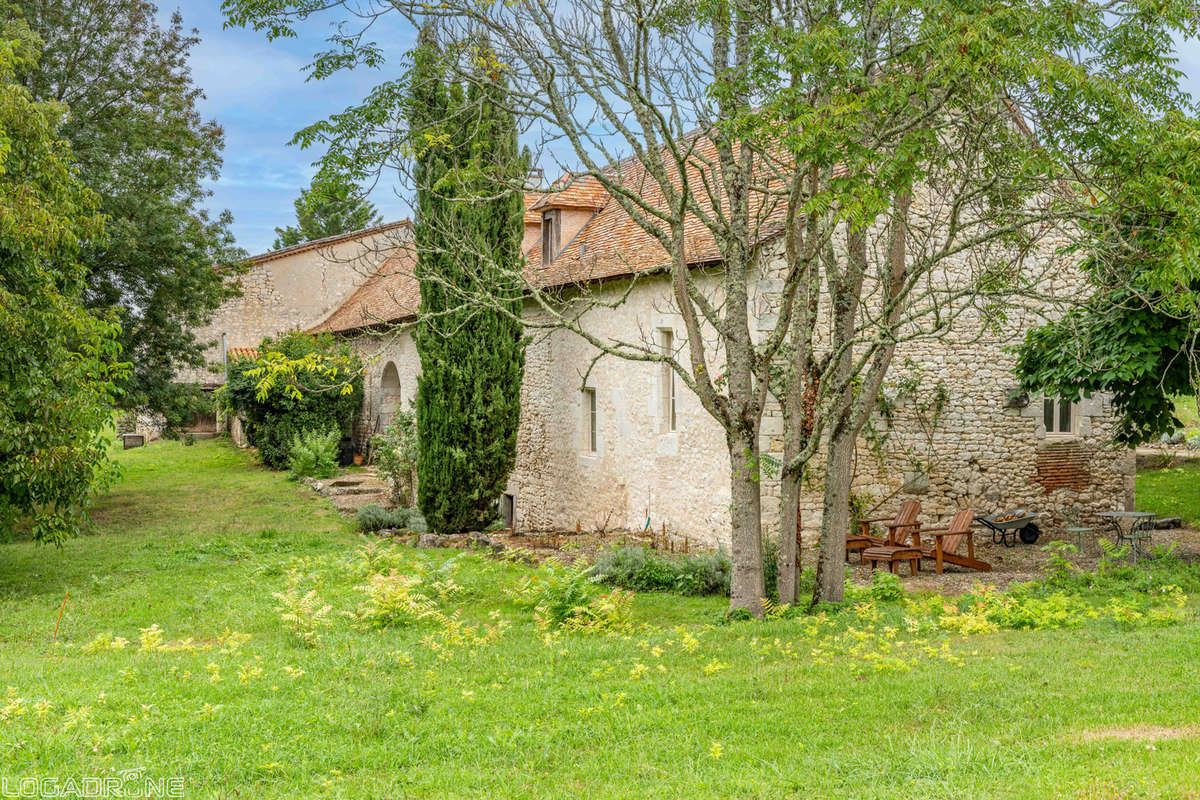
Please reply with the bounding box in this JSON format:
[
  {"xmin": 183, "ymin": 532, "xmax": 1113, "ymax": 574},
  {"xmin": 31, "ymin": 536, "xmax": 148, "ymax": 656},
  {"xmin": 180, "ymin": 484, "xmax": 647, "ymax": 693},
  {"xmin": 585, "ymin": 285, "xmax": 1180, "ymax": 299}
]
[{"xmin": 352, "ymin": 453, "xmax": 365, "ymax": 466}]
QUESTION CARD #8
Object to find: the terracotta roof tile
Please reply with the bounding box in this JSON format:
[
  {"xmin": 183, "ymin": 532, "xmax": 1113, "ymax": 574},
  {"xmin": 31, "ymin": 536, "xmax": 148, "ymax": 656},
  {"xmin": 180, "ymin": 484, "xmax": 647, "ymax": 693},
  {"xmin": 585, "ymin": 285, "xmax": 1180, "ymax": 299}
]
[
  {"xmin": 523, "ymin": 192, "xmax": 546, "ymax": 224},
  {"xmin": 313, "ymin": 137, "xmax": 786, "ymax": 333},
  {"xmin": 529, "ymin": 175, "xmax": 609, "ymax": 210},
  {"xmin": 227, "ymin": 347, "xmax": 260, "ymax": 360},
  {"xmin": 308, "ymin": 231, "xmax": 419, "ymax": 333}
]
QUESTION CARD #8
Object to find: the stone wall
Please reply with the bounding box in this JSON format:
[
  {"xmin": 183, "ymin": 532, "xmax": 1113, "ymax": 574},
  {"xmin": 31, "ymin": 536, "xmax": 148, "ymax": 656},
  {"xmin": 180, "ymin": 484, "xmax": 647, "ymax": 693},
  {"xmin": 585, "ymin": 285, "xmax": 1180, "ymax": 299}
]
[
  {"xmin": 350, "ymin": 273, "xmax": 736, "ymax": 540},
  {"xmin": 176, "ymin": 225, "xmax": 405, "ymax": 385},
  {"xmin": 767, "ymin": 339, "xmax": 1134, "ymax": 544},
  {"xmin": 353, "ymin": 244, "xmax": 1133, "ymax": 548},
  {"xmin": 349, "ymin": 328, "xmax": 421, "ymax": 451}
]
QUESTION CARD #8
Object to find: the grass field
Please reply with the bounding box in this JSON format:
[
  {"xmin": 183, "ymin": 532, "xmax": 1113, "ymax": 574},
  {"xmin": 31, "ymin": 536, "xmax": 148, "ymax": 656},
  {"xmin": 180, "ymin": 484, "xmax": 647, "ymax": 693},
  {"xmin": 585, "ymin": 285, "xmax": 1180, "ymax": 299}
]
[
  {"xmin": 1173, "ymin": 395, "xmax": 1199, "ymax": 432},
  {"xmin": 1139, "ymin": 460, "xmax": 1200, "ymax": 527},
  {"xmin": 2, "ymin": 440, "xmax": 1199, "ymax": 799}
]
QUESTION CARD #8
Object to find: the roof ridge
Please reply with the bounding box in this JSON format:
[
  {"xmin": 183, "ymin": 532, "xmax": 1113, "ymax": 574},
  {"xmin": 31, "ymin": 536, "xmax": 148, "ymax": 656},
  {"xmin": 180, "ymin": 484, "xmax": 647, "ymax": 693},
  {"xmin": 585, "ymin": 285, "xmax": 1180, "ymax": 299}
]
[{"xmin": 250, "ymin": 219, "xmax": 412, "ymax": 264}]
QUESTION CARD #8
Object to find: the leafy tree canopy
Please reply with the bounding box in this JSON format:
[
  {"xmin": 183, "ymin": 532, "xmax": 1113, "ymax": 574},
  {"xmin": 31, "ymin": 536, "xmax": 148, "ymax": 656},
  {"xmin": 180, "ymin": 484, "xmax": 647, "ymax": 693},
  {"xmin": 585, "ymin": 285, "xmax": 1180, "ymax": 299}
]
[
  {"xmin": 218, "ymin": 332, "xmax": 363, "ymax": 469},
  {"xmin": 272, "ymin": 171, "xmax": 383, "ymax": 250},
  {"xmin": 0, "ymin": 20, "xmax": 128, "ymax": 544},
  {"xmin": 1017, "ymin": 115, "xmax": 1200, "ymax": 445},
  {"xmin": 14, "ymin": 0, "xmax": 246, "ymax": 429}
]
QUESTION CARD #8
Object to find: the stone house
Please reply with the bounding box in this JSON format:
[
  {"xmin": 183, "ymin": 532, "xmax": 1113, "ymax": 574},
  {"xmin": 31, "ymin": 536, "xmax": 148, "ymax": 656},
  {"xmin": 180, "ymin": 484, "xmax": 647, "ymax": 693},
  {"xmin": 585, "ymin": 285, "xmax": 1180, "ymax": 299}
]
[{"xmin": 192, "ymin": 163, "xmax": 1135, "ymax": 549}]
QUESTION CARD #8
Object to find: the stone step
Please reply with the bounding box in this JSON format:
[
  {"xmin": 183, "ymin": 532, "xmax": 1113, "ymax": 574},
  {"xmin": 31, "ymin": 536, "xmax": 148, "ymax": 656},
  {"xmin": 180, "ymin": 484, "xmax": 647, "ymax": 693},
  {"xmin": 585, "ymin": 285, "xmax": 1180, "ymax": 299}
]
[
  {"xmin": 327, "ymin": 485, "xmax": 388, "ymax": 496},
  {"xmin": 331, "ymin": 491, "xmax": 391, "ymax": 513}
]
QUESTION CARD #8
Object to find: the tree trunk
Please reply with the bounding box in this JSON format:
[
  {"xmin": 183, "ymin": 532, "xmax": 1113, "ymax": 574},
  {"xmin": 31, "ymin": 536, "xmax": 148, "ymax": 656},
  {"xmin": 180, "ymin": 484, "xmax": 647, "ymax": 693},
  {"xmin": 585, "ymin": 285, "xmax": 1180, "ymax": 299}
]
[
  {"xmin": 811, "ymin": 421, "xmax": 854, "ymax": 606},
  {"xmin": 777, "ymin": 467, "xmax": 801, "ymax": 604},
  {"xmin": 727, "ymin": 431, "xmax": 765, "ymax": 614}
]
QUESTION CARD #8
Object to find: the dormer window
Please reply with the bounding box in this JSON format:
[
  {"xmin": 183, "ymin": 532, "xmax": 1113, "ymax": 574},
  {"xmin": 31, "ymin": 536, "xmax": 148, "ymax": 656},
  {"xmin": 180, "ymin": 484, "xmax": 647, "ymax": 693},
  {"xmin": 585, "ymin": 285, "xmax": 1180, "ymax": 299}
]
[{"xmin": 542, "ymin": 209, "xmax": 561, "ymax": 264}]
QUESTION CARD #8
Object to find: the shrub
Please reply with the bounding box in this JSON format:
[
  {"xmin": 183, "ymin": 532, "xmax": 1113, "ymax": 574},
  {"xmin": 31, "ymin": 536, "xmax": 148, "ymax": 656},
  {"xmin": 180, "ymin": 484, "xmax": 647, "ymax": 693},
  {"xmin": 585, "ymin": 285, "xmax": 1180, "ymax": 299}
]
[
  {"xmin": 677, "ymin": 550, "xmax": 734, "ymax": 596},
  {"xmin": 353, "ymin": 571, "xmax": 441, "ymax": 628},
  {"xmin": 287, "ymin": 428, "xmax": 340, "ymax": 480},
  {"xmin": 507, "ymin": 565, "xmax": 633, "ymax": 632},
  {"xmin": 866, "ymin": 570, "xmax": 904, "ymax": 602},
  {"xmin": 589, "ymin": 545, "xmax": 731, "ymax": 596},
  {"xmin": 221, "ymin": 332, "xmax": 363, "ymax": 469},
  {"xmin": 352, "ymin": 555, "xmax": 463, "ymax": 628},
  {"xmin": 272, "ymin": 570, "xmax": 332, "ymax": 647},
  {"xmin": 355, "ymin": 503, "xmax": 427, "ymax": 532},
  {"xmin": 371, "ymin": 408, "xmax": 419, "ymax": 506}
]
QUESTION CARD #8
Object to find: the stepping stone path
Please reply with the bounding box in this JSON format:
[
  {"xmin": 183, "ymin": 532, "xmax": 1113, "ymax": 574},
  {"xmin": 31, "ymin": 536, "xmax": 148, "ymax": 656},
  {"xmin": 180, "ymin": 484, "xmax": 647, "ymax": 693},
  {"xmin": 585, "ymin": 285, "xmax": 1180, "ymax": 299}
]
[{"xmin": 303, "ymin": 468, "xmax": 392, "ymax": 514}]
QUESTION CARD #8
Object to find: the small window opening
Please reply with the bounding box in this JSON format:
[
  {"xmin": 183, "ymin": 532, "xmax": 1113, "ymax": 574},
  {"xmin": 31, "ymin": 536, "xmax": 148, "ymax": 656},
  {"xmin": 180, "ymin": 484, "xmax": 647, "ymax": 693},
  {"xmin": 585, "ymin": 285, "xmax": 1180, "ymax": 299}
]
[
  {"xmin": 582, "ymin": 387, "xmax": 598, "ymax": 452},
  {"xmin": 1043, "ymin": 398, "xmax": 1075, "ymax": 436},
  {"xmin": 659, "ymin": 329, "xmax": 677, "ymax": 431}
]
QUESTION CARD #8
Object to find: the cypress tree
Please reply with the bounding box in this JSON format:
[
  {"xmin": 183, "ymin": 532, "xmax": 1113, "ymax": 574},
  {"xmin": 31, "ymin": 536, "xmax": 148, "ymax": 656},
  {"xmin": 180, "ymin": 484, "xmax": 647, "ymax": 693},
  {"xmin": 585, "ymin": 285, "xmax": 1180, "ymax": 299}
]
[{"xmin": 409, "ymin": 28, "xmax": 527, "ymax": 533}]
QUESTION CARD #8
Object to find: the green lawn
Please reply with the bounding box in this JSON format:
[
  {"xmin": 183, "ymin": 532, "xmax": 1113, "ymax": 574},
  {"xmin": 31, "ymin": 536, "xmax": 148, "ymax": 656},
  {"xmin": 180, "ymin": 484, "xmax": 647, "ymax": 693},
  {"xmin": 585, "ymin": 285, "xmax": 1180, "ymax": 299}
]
[
  {"xmin": 2, "ymin": 440, "xmax": 1200, "ymax": 799},
  {"xmin": 1173, "ymin": 395, "xmax": 1199, "ymax": 431},
  {"xmin": 1138, "ymin": 461, "xmax": 1200, "ymax": 527}
]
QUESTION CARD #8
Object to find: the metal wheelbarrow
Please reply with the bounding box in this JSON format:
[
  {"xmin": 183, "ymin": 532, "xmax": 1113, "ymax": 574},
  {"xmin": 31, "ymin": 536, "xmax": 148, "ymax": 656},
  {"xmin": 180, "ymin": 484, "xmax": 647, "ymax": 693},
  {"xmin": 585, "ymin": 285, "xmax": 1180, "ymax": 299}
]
[{"xmin": 977, "ymin": 509, "xmax": 1041, "ymax": 548}]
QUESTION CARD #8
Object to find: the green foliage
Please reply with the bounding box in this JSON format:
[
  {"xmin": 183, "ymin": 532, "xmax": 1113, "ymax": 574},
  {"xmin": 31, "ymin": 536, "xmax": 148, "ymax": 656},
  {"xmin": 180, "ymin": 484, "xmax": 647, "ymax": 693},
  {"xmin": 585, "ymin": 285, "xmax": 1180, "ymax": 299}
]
[
  {"xmin": 506, "ymin": 564, "xmax": 634, "ymax": 632},
  {"xmin": 272, "ymin": 569, "xmax": 332, "ymax": 647},
  {"xmin": 410, "ymin": 26, "xmax": 527, "ymax": 534},
  {"xmin": 1016, "ymin": 117, "xmax": 1200, "ymax": 444},
  {"xmin": 865, "ymin": 570, "xmax": 904, "ymax": 603},
  {"xmin": 589, "ymin": 546, "xmax": 732, "ymax": 597},
  {"xmin": 222, "ymin": 332, "xmax": 362, "ymax": 469},
  {"xmin": 355, "ymin": 504, "xmax": 427, "ymax": 533},
  {"xmin": 1138, "ymin": 460, "xmax": 1200, "ymax": 527},
  {"xmin": 6, "ymin": 440, "xmax": 1200, "ymax": 796},
  {"xmin": 352, "ymin": 558, "xmax": 462, "ymax": 629},
  {"xmin": 914, "ymin": 582, "xmax": 1190, "ymax": 635},
  {"xmin": 287, "ymin": 428, "xmax": 340, "ymax": 480},
  {"xmin": 15, "ymin": 0, "xmax": 246, "ymax": 426},
  {"xmin": 760, "ymin": 538, "xmax": 779, "ymax": 600},
  {"xmin": 1041, "ymin": 541, "xmax": 1083, "ymax": 588},
  {"xmin": 0, "ymin": 24, "xmax": 127, "ymax": 543},
  {"xmin": 841, "ymin": 570, "xmax": 907, "ymax": 605},
  {"xmin": 272, "ymin": 170, "xmax": 382, "ymax": 249},
  {"xmin": 371, "ymin": 406, "xmax": 418, "ymax": 506}
]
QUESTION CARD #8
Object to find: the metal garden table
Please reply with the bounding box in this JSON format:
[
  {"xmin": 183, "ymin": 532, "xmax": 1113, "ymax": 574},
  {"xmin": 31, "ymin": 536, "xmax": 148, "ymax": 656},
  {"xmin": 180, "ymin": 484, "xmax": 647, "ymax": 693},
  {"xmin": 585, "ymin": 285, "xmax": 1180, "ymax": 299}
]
[{"xmin": 1096, "ymin": 511, "xmax": 1157, "ymax": 562}]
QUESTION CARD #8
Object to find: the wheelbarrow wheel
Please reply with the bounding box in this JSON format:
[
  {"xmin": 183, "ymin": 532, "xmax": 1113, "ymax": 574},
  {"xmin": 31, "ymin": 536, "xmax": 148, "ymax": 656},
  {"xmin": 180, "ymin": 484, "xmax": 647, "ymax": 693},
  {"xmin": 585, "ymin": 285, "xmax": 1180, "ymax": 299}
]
[{"xmin": 1019, "ymin": 523, "xmax": 1040, "ymax": 544}]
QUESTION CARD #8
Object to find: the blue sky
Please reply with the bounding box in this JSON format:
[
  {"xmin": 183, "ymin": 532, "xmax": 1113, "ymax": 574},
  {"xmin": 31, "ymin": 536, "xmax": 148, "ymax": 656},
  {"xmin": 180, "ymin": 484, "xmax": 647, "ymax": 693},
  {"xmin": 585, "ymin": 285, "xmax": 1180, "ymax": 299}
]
[
  {"xmin": 167, "ymin": 2, "xmax": 417, "ymax": 255},
  {"xmin": 169, "ymin": 2, "xmax": 1200, "ymax": 256}
]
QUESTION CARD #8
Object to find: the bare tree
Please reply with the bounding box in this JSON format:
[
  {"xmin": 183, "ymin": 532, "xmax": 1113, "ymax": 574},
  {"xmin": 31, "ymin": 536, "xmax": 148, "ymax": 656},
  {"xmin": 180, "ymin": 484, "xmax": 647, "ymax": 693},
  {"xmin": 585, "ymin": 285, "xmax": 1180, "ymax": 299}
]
[{"xmin": 225, "ymin": 0, "xmax": 1199, "ymax": 609}]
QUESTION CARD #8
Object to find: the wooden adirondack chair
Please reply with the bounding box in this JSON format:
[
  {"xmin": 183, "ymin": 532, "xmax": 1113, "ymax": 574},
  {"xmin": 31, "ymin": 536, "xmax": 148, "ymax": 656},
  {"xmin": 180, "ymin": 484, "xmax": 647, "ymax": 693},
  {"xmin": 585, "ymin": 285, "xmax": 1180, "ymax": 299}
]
[
  {"xmin": 920, "ymin": 509, "xmax": 990, "ymax": 573},
  {"xmin": 852, "ymin": 501, "xmax": 921, "ymax": 569}
]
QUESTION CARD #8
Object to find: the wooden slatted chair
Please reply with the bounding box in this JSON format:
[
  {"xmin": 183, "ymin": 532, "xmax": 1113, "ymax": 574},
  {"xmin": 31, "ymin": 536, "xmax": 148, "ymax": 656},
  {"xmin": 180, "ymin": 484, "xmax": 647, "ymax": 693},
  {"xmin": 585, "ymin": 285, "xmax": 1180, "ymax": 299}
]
[
  {"xmin": 920, "ymin": 509, "xmax": 991, "ymax": 574},
  {"xmin": 862, "ymin": 536, "xmax": 923, "ymax": 576},
  {"xmin": 848, "ymin": 501, "xmax": 921, "ymax": 563}
]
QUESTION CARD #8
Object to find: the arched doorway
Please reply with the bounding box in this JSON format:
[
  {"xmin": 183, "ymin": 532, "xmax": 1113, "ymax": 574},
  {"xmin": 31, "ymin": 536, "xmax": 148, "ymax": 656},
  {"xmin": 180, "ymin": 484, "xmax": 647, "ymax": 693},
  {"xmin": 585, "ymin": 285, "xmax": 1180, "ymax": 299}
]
[{"xmin": 379, "ymin": 361, "xmax": 402, "ymax": 432}]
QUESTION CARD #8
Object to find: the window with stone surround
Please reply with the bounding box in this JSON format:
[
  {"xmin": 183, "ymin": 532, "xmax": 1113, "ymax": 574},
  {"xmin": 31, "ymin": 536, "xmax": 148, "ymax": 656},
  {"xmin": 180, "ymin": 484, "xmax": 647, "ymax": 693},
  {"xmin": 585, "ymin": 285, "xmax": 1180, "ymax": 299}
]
[
  {"xmin": 659, "ymin": 328, "xmax": 676, "ymax": 431},
  {"xmin": 582, "ymin": 387, "xmax": 597, "ymax": 452},
  {"xmin": 1043, "ymin": 397, "xmax": 1076, "ymax": 437}
]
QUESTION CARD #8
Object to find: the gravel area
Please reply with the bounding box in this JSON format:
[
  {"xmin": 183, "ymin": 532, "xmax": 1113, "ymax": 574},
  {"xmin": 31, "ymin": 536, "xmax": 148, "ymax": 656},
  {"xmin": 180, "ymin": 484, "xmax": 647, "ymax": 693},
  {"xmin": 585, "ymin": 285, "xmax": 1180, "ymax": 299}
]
[
  {"xmin": 408, "ymin": 521, "xmax": 1200, "ymax": 598},
  {"xmin": 843, "ymin": 524, "xmax": 1200, "ymax": 595}
]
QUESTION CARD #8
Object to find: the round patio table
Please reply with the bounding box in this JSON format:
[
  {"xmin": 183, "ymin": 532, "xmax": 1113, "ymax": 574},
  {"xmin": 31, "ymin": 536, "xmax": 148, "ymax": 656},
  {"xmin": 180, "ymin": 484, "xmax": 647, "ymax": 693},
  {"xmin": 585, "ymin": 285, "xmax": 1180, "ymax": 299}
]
[{"xmin": 1095, "ymin": 511, "xmax": 1157, "ymax": 561}]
